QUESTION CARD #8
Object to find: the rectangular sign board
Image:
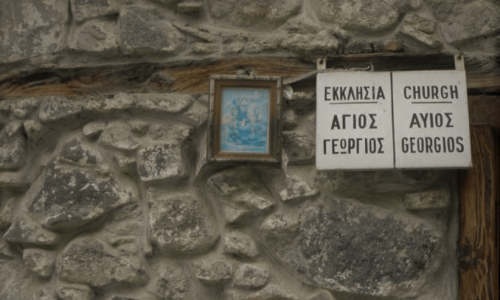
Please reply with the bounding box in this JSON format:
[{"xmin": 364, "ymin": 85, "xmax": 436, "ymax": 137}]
[{"xmin": 316, "ymin": 70, "xmax": 471, "ymax": 170}]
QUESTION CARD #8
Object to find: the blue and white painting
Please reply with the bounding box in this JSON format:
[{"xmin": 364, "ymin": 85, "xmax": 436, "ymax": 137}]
[{"xmin": 220, "ymin": 88, "xmax": 270, "ymax": 153}]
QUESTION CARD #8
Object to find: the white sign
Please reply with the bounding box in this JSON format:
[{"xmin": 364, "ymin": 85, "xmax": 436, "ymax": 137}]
[{"xmin": 316, "ymin": 70, "xmax": 471, "ymax": 170}]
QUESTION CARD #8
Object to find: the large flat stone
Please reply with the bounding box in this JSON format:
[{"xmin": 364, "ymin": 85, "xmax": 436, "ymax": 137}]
[
  {"xmin": 265, "ymin": 196, "xmax": 444, "ymax": 297},
  {"xmin": 120, "ymin": 5, "xmax": 185, "ymax": 55},
  {"xmin": 148, "ymin": 191, "xmax": 219, "ymax": 255},
  {"xmin": 439, "ymin": 1, "xmax": 500, "ymax": 44},
  {"xmin": 70, "ymin": 0, "xmax": 117, "ymax": 23},
  {"xmin": 29, "ymin": 167, "xmax": 134, "ymax": 231},
  {"xmin": 39, "ymin": 97, "xmax": 84, "ymax": 123},
  {"xmin": 136, "ymin": 143, "xmax": 189, "ymax": 182},
  {"xmin": 0, "ymin": 0, "xmax": 68, "ymax": 63},
  {"xmin": 207, "ymin": 0, "xmax": 302, "ymax": 29},
  {"xmin": 3, "ymin": 216, "xmax": 60, "ymax": 246},
  {"xmin": 69, "ymin": 19, "xmax": 119, "ymax": 52},
  {"xmin": 0, "ymin": 122, "xmax": 26, "ymax": 170},
  {"xmin": 314, "ymin": 0, "xmax": 400, "ymax": 32},
  {"xmin": 59, "ymin": 237, "xmax": 149, "ymax": 288}
]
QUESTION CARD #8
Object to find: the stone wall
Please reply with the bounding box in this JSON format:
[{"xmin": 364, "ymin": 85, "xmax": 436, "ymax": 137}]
[{"xmin": 1, "ymin": 0, "xmax": 499, "ymax": 300}]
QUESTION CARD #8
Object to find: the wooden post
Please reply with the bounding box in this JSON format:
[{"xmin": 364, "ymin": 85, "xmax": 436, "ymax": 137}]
[{"xmin": 459, "ymin": 126, "xmax": 499, "ymax": 300}]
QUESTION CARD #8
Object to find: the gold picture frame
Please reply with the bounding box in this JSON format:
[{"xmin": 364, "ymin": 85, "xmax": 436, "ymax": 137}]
[{"xmin": 207, "ymin": 75, "xmax": 282, "ymax": 164}]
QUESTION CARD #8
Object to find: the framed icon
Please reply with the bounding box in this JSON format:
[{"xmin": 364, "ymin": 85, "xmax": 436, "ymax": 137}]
[{"xmin": 207, "ymin": 75, "xmax": 282, "ymax": 164}]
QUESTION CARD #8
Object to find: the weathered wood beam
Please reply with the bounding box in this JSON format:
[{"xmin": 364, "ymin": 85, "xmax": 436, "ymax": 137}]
[
  {"xmin": 459, "ymin": 126, "xmax": 499, "ymax": 300},
  {"xmin": 0, "ymin": 54, "xmax": 498, "ymax": 98},
  {"xmin": 468, "ymin": 95, "xmax": 500, "ymax": 135}
]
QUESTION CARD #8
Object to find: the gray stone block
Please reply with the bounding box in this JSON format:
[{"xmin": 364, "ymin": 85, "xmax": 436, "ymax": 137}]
[
  {"xmin": 148, "ymin": 191, "xmax": 219, "ymax": 255},
  {"xmin": 70, "ymin": 0, "xmax": 117, "ymax": 23},
  {"xmin": 206, "ymin": 0, "xmax": 302, "ymax": 29},
  {"xmin": 233, "ymin": 264, "xmax": 269, "ymax": 289},
  {"xmin": 314, "ymin": 0, "xmax": 400, "ymax": 32},
  {"xmin": 404, "ymin": 189, "xmax": 451, "ymax": 210},
  {"xmin": 29, "ymin": 167, "xmax": 135, "ymax": 231},
  {"xmin": 3, "ymin": 216, "xmax": 60, "ymax": 246},
  {"xmin": 22, "ymin": 248, "xmax": 56, "ymax": 279},
  {"xmin": 0, "ymin": 0, "xmax": 68, "ymax": 63},
  {"xmin": 58, "ymin": 237, "xmax": 149, "ymax": 288},
  {"xmin": 266, "ymin": 196, "xmax": 445, "ymax": 297},
  {"xmin": 119, "ymin": 5, "xmax": 185, "ymax": 55}
]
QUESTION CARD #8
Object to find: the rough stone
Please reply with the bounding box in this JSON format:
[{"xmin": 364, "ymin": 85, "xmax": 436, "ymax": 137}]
[
  {"xmin": 0, "ymin": 171, "xmax": 28, "ymax": 191},
  {"xmin": 231, "ymin": 189, "xmax": 274, "ymax": 212},
  {"xmin": 281, "ymin": 32, "xmax": 339, "ymax": 54},
  {"xmin": 224, "ymin": 231, "xmax": 259, "ymax": 259},
  {"xmin": 193, "ymin": 43, "xmax": 218, "ymax": 54},
  {"xmin": 135, "ymin": 93, "xmax": 193, "ymax": 114},
  {"xmin": 147, "ymin": 123, "xmax": 193, "ymax": 142},
  {"xmin": 0, "ymin": 122, "xmax": 26, "ymax": 170},
  {"xmin": 23, "ymin": 120, "xmax": 49, "ymax": 143},
  {"xmin": 315, "ymin": 0, "xmax": 400, "ymax": 32},
  {"xmin": 29, "ymin": 167, "xmax": 134, "ymax": 231},
  {"xmin": 272, "ymin": 175, "xmax": 318, "ymax": 203},
  {"xmin": 59, "ymin": 237, "xmax": 149, "ymax": 288},
  {"xmin": 222, "ymin": 204, "xmax": 255, "ymax": 225},
  {"xmin": 233, "ymin": 264, "xmax": 269, "ymax": 289},
  {"xmin": 39, "ymin": 97, "xmax": 84, "ymax": 123},
  {"xmin": 69, "ymin": 19, "xmax": 119, "ymax": 52},
  {"xmin": 260, "ymin": 212, "xmax": 299, "ymax": 237},
  {"xmin": 343, "ymin": 40, "xmax": 375, "ymax": 54},
  {"xmin": 82, "ymin": 121, "xmax": 106, "ymax": 139},
  {"xmin": 404, "ymin": 189, "xmax": 450, "ymax": 210},
  {"xmin": 22, "ymin": 248, "xmax": 56, "ymax": 279},
  {"xmin": 172, "ymin": 23, "xmax": 217, "ymax": 43},
  {"xmin": 0, "ymin": 0, "xmax": 69, "ymax": 63},
  {"xmin": 0, "ymin": 198, "xmax": 15, "ymax": 229},
  {"xmin": 207, "ymin": 0, "xmax": 302, "ymax": 29},
  {"xmin": 0, "ymin": 98, "xmax": 39, "ymax": 119},
  {"xmin": 129, "ymin": 120, "xmax": 150, "ymax": 136},
  {"xmin": 196, "ymin": 260, "xmax": 233, "ymax": 285},
  {"xmin": 316, "ymin": 170, "xmax": 449, "ymax": 194},
  {"xmin": 147, "ymin": 262, "xmax": 190, "ymax": 300},
  {"xmin": 282, "ymin": 110, "xmax": 298, "ymax": 130},
  {"xmin": 136, "ymin": 143, "xmax": 189, "ymax": 182},
  {"xmin": 85, "ymin": 93, "xmax": 135, "ymax": 114},
  {"xmin": 282, "ymin": 131, "xmax": 315, "ymax": 163},
  {"xmin": 120, "ymin": 5, "xmax": 185, "ymax": 55},
  {"xmin": 98, "ymin": 122, "xmax": 139, "ymax": 152},
  {"xmin": 114, "ymin": 154, "xmax": 136, "ymax": 175},
  {"xmin": 70, "ymin": 0, "xmax": 117, "ymax": 23},
  {"xmin": 400, "ymin": 14, "xmax": 442, "ymax": 49},
  {"xmin": 270, "ymin": 196, "xmax": 444, "ymax": 297},
  {"xmin": 3, "ymin": 216, "xmax": 60, "ymax": 246},
  {"xmin": 0, "ymin": 238, "xmax": 16, "ymax": 259},
  {"xmin": 438, "ymin": 1, "xmax": 500, "ymax": 44},
  {"xmin": 285, "ymin": 16, "xmax": 321, "ymax": 34},
  {"xmin": 207, "ymin": 167, "xmax": 274, "ymax": 214},
  {"xmin": 177, "ymin": 2, "xmax": 204, "ymax": 13},
  {"xmin": 56, "ymin": 283, "xmax": 94, "ymax": 300},
  {"xmin": 182, "ymin": 100, "xmax": 209, "ymax": 126},
  {"xmin": 207, "ymin": 167, "xmax": 263, "ymax": 197},
  {"xmin": 148, "ymin": 191, "xmax": 219, "ymax": 255},
  {"xmin": 223, "ymin": 42, "xmax": 245, "ymax": 54},
  {"xmin": 246, "ymin": 285, "xmax": 298, "ymax": 300},
  {"xmin": 308, "ymin": 291, "xmax": 334, "ymax": 300},
  {"xmin": 55, "ymin": 139, "xmax": 103, "ymax": 167}
]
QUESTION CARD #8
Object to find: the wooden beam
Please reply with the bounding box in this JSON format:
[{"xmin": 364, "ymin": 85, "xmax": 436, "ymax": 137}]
[
  {"xmin": 0, "ymin": 54, "xmax": 498, "ymax": 98},
  {"xmin": 458, "ymin": 126, "xmax": 499, "ymax": 300},
  {"xmin": 468, "ymin": 95, "xmax": 500, "ymax": 135}
]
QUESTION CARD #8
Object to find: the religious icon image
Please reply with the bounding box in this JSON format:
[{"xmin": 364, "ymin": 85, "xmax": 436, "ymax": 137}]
[
  {"xmin": 207, "ymin": 75, "xmax": 282, "ymax": 164},
  {"xmin": 220, "ymin": 88, "xmax": 270, "ymax": 153}
]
